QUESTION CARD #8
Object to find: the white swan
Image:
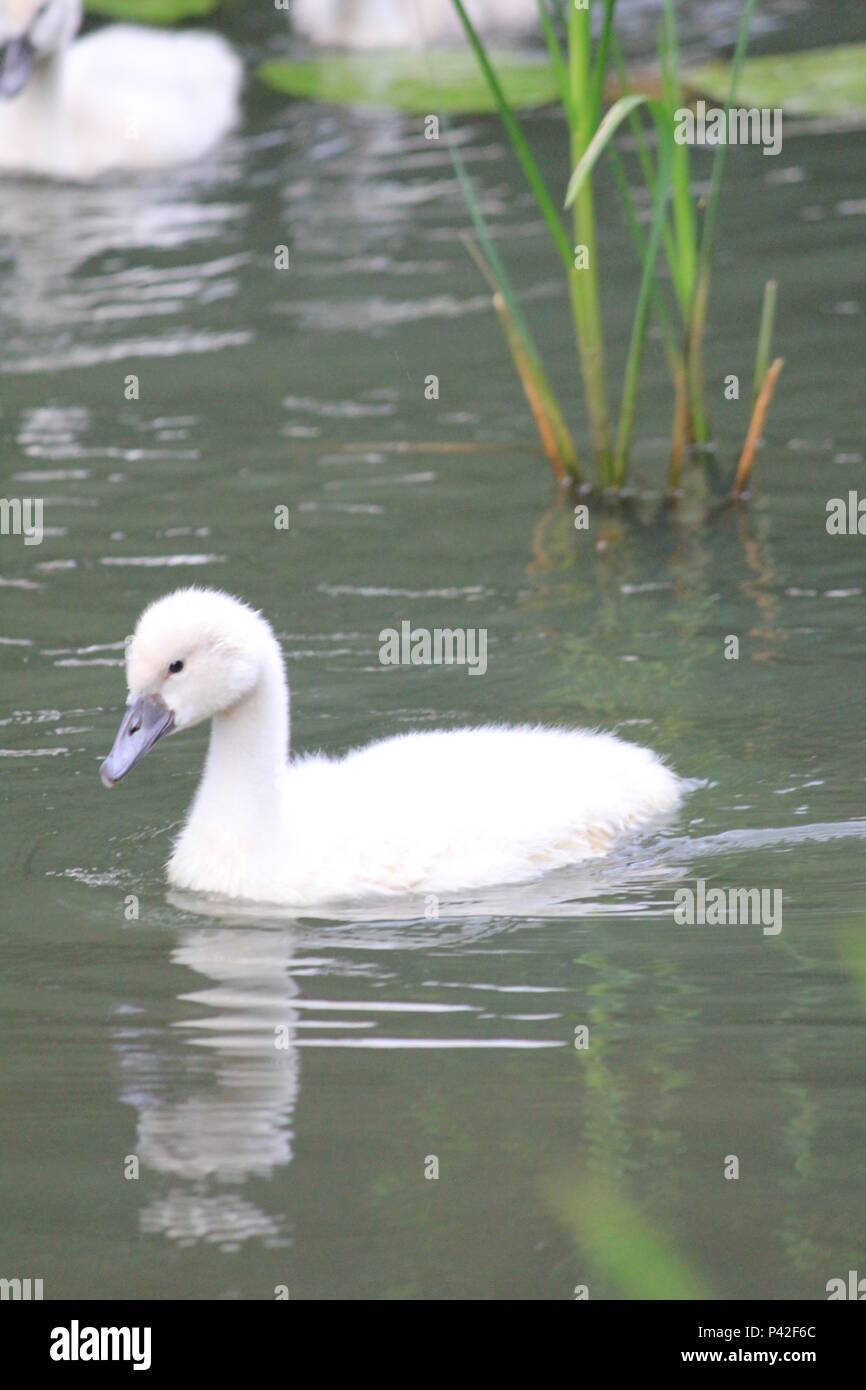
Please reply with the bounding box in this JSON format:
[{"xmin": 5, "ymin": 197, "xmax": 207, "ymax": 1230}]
[
  {"xmin": 99, "ymin": 588, "xmax": 684, "ymax": 907},
  {"xmin": 0, "ymin": 0, "xmax": 241, "ymax": 179},
  {"xmin": 291, "ymin": 0, "xmax": 536, "ymax": 50}
]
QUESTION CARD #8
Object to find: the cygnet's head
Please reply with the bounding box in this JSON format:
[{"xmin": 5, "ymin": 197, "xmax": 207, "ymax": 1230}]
[
  {"xmin": 100, "ymin": 588, "xmax": 277, "ymax": 789},
  {"xmin": 0, "ymin": 0, "xmax": 82, "ymax": 97}
]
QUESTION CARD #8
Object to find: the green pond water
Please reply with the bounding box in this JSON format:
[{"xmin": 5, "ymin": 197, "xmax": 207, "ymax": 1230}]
[{"xmin": 0, "ymin": 4, "xmax": 864, "ymax": 1300}]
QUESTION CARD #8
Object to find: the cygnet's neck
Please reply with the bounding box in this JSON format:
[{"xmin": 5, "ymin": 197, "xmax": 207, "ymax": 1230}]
[
  {"xmin": 1, "ymin": 53, "xmax": 64, "ymax": 154},
  {"xmin": 193, "ymin": 644, "xmax": 290, "ymax": 836}
]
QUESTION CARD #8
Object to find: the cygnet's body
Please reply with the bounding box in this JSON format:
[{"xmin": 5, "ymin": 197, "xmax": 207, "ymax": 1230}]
[
  {"xmin": 100, "ymin": 588, "xmax": 684, "ymax": 907},
  {"xmin": 291, "ymin": 0, "xmax": 535, "ymax": 49},
  {"xmin": 0, "ymin": 0, "xmax": 241, "ymax": 179}
]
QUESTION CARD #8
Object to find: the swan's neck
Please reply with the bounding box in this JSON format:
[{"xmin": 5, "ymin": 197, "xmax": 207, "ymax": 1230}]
[{"xmin": 189, "ymin": 647, "xmax": 290, "ymax": 842}]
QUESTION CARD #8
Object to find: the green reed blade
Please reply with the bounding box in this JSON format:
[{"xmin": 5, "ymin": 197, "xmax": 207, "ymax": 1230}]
[
  {"xmin": 451, "ymin": 0, "xmax": 573, "ymax": 275},
  {"xmin": 752, "ymin": 278, "xmax": 778, "ymax": 402},
  {"xmin": 613, "ymin": 110, "xmax": 676, "ymax": 483},
  {"xmin": 536, "ymin": 0, "xmax": 576, "ymax": 129}
]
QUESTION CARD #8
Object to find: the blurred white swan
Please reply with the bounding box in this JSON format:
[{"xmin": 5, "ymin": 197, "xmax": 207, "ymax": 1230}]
[
  {"xmin": 291, "ymin": 0, "xmax": 536, "ymax": 50},
  {"xmin": 99, "ymin": 588, "xmax": 684, "ymax": 908},
  {"xmin": 0, "ymin": 0, "xmax": 241, "ymax": 179}
]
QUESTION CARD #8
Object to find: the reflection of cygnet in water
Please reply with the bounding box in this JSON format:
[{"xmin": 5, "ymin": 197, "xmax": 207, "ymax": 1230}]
[{"xmin": 118, "ymin": 925, "xmax": 299, "ymax": 1248}]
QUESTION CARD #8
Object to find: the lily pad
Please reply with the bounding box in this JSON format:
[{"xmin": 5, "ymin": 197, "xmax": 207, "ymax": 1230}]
[
  {"xmin": 687, "ymin": 43, "xmax": 866, "ymax": 120},
  {"xmin": 84, "ymin": 0, "xmax": 220, "ymax": 22},
  {"xmin": 257, "ymin": 49, "xmax": 561, "ymax": 114}
]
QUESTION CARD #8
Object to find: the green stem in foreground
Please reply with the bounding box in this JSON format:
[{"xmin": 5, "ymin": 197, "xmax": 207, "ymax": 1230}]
[
  {"xmin": 685, "ymin": 267, "xmax": 710, "ymax": 444},
  {"xmin": 610, "ymin": 36, "xmax": 680, "ymax": 306},
  {"xmin": 660, "ymin": 0, "xmax": 697, "ymax": 309},
  {"xmin": 752, "ymin": 279, "xmax": 778, "ymax": 403},
  {"xmin": 659, "ymin": 0, "xmax": 707, "ymax": 443},
  {"xmin": 613, "ymin": 125, "xmax": 675, "ymax": 484},
  {"xmin": 606, "ymin": 145, "xmax": 682, "ymax": 385},
  {"xmin": 536, "ymin": 0, "xmax": 576, "ymax": 129},
  {"xmin": 687, "ymin": 0, "xmax": 760, "ymax": 443},
  {"xmin": 610, "ymin": 27, "xmax": 703, "ymax": 447},
  {"xmin": 566, "ymin": 93, "xmax": 677, "ymax": 487},
  {"xmin": 568, "ymin": 0, "xmax": 612, "ymax": 480},
  {"xmin": 589, "ymin": 0, "xmax": 618, "ymax": 129},
  {"xmin": 446, "ymin": 113, "xmax": 580, "ymax": 483},
  {"xmin": 451, "ymin": 0, "xmax": 574, "ymax": 276}
]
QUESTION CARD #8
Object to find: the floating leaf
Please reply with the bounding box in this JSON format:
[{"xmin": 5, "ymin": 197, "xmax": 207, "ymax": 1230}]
[
  {"xmin": 687, "ymin": 43, "xmax": 866, "ymax": 120},
  {"xmin": 84, "ymin": 0, "xmax": 220, "ymax": 22},
  {"xmin": 257, "ymin": 49, "xmax": 561, "ymax": 114}
]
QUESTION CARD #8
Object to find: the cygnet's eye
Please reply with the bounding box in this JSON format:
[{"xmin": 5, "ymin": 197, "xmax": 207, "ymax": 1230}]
[{"xmin": 168, "ymin": 659, "xmax": 184, "ymax": 675}]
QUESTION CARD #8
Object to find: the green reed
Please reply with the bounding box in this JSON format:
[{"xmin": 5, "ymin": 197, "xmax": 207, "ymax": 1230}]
[{"xmin": 450, "ymin": 0, "xmax": 776, "ymax": 496}]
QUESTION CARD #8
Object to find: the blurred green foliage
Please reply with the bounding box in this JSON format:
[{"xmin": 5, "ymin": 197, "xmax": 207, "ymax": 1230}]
[
  {"xmin": 84, "ymin": 0, "xmax": 220, "ymax": 23},
  {"xmin": 690, "ymin": 43, "xmax": 866, "ymax": 120},
  {"xmin": 544, "ymin": 1174, "xmax": 712, "ymax": 1299}
]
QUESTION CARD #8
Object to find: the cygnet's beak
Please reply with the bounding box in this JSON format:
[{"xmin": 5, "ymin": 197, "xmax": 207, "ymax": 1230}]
[
  {"xmin": 0, "ymin": 36, "xmax": 37, "ymax": 98},
  {"xmin": 100, "ymin": 693, "xmax": 174, "ymax": 789}
]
